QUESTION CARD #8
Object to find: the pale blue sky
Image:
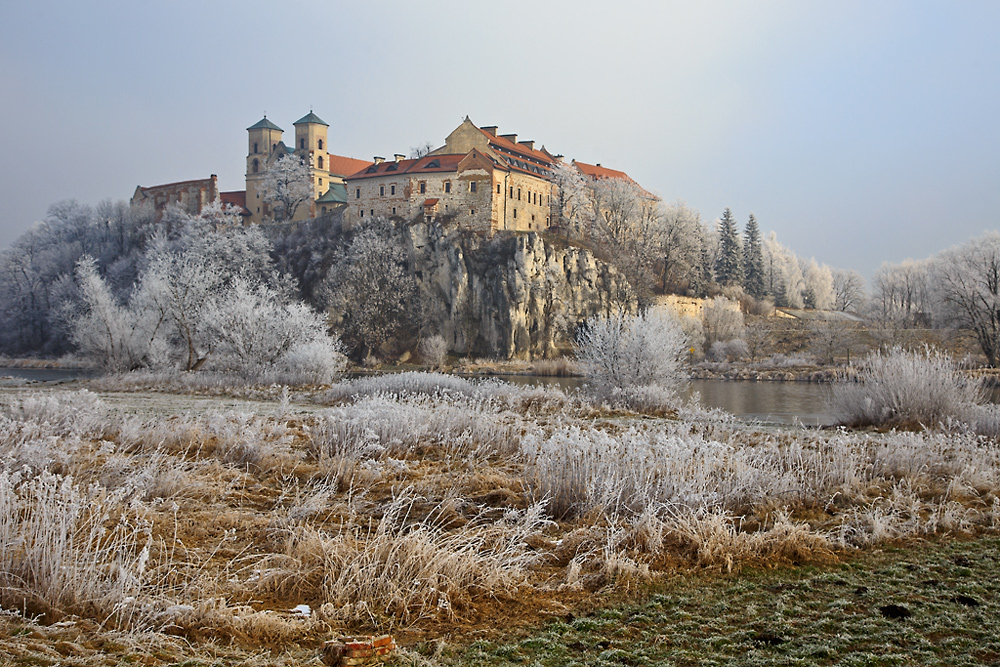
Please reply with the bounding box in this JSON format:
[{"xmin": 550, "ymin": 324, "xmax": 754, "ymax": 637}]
[{"xmin": 1, "ymin": 0, "xmax": 997, "ymax": 278}]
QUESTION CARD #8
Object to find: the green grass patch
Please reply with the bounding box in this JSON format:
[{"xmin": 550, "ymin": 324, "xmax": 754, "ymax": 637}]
[{"xmin": 443, "ymin": 535, "xmax": 1000, "ymax": 666}]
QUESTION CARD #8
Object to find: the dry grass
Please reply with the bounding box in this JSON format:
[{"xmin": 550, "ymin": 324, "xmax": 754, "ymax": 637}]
[{"xmin": 2, "ymin": 373, "xmax": 1000, "ymax": 660}]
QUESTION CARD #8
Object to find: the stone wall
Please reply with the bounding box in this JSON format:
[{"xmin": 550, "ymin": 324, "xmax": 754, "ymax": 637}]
[{"xmin": 406, "ymin": 223, "xmax": 634, "ymax": 358}]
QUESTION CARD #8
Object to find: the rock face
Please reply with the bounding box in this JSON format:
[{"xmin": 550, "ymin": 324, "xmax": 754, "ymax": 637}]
[{"xmin": 406, "ymin": 222, "xmax": 634, "ymax": 359}]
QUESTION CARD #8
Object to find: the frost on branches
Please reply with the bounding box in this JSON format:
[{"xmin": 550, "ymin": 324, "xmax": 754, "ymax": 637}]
[
  {"xmin": 67, "ymin": 222, "xmax": 345, "ymax": 383},
  {"xmin": 259, "ymin": 154, "xmax": 314, "ymax": 222},
  {"xmin": 575, "ymin": 308, "xmax": 689, "ymax": 405}
]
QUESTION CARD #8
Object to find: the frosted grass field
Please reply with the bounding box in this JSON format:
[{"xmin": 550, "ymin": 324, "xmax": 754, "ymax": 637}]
[{"xmin": 1, "ymin": 371, "xmax": 999, "ymax": 661}]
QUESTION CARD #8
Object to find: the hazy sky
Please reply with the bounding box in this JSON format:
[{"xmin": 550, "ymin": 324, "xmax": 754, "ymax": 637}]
[{"xmin": 1, "ymin": 0, "xmax": 997, "ymax": 279}]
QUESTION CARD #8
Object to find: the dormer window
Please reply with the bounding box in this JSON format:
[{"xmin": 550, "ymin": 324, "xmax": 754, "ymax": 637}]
[{"xmin": 425, "ymin": 159, "xmax": 440, "ymax": 168}]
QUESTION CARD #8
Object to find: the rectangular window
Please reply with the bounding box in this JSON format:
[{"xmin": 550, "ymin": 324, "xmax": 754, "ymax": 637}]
[
  {"xmin": 445, "ymin": 181, "xmax": 451, "ymax": 193},
  {"xmin": 471, "ymin": 208, "xmax": 475, "ymax": 215},
  {"xmin": 370, "ymin": 209, "xmax": 374, "ymax": 216},
  {"xmin": 497, "ymin": 184, "xmax": 501, "ymax": 194},
  {"xmin": 380, "ymin": 185, "xmax": 385, "ymax": 196},
  {"xmin": 420, "ymin": 182, "xmax": 426, "ymax": 194},
  {"xmin": 510, "ymin": 186, "xmax": 514, "ymax": 198},
  {"xmin": 513, "ymin": 209, "xmax": 517, "ymax": 218},
  {"xmin": 356, "ymin": 188, "xmax": 360, "ymax": 199},
  {"xmin": 517, "ymin": 188, "xmax": 521, "ymax": 200},
  {"xmin": 391, "ymin": 184, "xmax": 396, "ymax": 195},
  {"xmin": 360, "ymin": 209, "xmax": 364, "ymax": 217},
  {"xmin": 470, "ymin": 181, "xmax": 477, "ymax": 193}
]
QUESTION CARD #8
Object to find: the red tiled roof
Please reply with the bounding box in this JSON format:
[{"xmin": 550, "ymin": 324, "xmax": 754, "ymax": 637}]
[
  {"xmin": 423, "ymin": 199, "xmax": 440, "ymax": 207},
  {"xmin": 345, "ymin": 154, "xmax": 465, "ymax": 180},
  {"xmin": 137, "ymin": 176, "xmax": 215, "ymax": 193},
  {"xmin": 573, "ymin": 160, "xmax": 632, "ymax": 182},
  {"xmin": 328, "ymin": 154, "xmax": 372, "ymax": 177},
  {"xmin": 479, "ymin": 128, "xmax": 554, "ymax": 165},
  {"xmin": 573, "ymin": 160, "xmax": 658, "ymax": 199}
]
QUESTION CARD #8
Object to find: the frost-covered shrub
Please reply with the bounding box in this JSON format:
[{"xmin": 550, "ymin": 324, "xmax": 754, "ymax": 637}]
[
  {"xmin": 318, "ymin": 372, "xmax": 478, "ymax": 402},
  {"xmin": 831, "ymin": 346, "xmax": 983, "ymax": 428},
  {"xmin": 307, "ymin": 394, "xmax": 522, "ymax": 465},
  {"xmin": 575, "ymin": 309, "xmax": 688, "ymax": 400},
  {"xmin": 0, "ymin": 470, "xmax": 154, "ymax": 628},
  {"xmin": 418, "ymin": 335, "xmax": 449, "ymax": 369},
  {"xmin": 708, "ymin": 339, "xmax": 749, "ymax": 362},
  {"xmin": 702, "ymin": 296, "xmax": 744, "ymax": 348},
  {"xmin": 678, "ymin": 315, "xmax": 705, "ymax": 360},
  {"xmin": 266, "ymin": 338, "xmax": 346, "ymax": 386},
  {"xmin": 756, "ymin": 353, "xmax": 815, "ymax": 368},
  {"xmin": 208, "ymin": 278, "xmax": 343, "ymax": 382},
  {"xmin": 2, "ymin": 389, "xmax": 112, "ymax": 438}
]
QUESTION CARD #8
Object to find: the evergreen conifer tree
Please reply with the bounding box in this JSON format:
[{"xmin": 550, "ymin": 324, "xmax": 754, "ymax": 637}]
[
  {"xmin": 743, "ymin": 213, "xmax": 765, "ymax": 298},
  {"xmin": 714, "ymin": 208, "xmax": 743, "ymax": 288}
]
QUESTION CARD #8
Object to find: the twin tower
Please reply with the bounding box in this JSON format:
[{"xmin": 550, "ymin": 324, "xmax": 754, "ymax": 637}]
[{"xmin": 244, "ymin": 112, "xmax": 368, "ymax": 223}]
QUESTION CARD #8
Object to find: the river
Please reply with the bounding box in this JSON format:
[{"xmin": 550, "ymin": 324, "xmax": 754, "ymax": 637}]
[{"xmin": 0, "ymin": 366, "xmax": 847, "ymax": 426}]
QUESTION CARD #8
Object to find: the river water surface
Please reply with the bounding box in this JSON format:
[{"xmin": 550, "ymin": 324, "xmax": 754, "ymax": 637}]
[{"xmin": 0, "ymin": 366, "xmax": 838, "ymax": 426}]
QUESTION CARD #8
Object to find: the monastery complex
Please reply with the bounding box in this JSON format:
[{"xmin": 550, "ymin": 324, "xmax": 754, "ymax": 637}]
[{"xmin": 131, "ymin": 111, "xmax": 653, "ymax": 233}]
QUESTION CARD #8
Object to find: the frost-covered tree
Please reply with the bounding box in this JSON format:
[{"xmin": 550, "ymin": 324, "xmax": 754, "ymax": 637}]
[
  {"xmin": 931, "ymin": 231, "xmax": 1000, "ymax": 367},
  {"xmin": 321, "ymin": 218, "xmax": 417, "ymax": 359},
  {"xmin": 702, "ymin": 296, "xmax": 744, "ymax": 349},
  {"xmin": 575, "ymin": 308, "xmax": 688, "ymax": 398},
  {"xmin": 762, "ymin": 232, "xmax": 805, "ymax": 308},
  {"xmin": 131, "ymin": 214, "xmax": 277, "ymax": 370},
  {"xmin": 69, "ymin": 257, "xmax": 162, "ymax": 372},
  {"xmin": 714, "ymin": 208, "xmax": 742, "ymax": 288},
  {"xmin": 0, "ymin": 199, "xmax": 156, "ymax": 356},
  {"xmin": 742, "ymin": 213, "xmax": 765, "ymax": 299},
  {"xmin": 551, "ymin": 160, "xmax": 593, "ymax": 235},
  {"xmin": 832, "ymin": 268, "xmax": 867, "ymax": 313},
  {"xmin": 207, "ymin": 277, "xmax": 342, "ymax": 381},
  {"xmin": 658, "ymin": 200, "xmax": 707, "ymax": 295},
  {"xmin": 800, "ymin": 258, "xmax": 835, "ymax": 310},
  {"xmin": 259, "ymin": 154, "xmax": 314, "ymax": 222},
  {"xmin": 871, "ymin": 259, "xmax": 931, "ymax": 327},
  {"xmin": 584, "ymin": 177, "xmax": 663, "ymax": 303}
]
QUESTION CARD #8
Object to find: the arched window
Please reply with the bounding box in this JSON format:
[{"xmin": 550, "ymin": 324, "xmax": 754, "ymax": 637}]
[
  {"xmin": 252, "ymin": 159, "xmax": 259, "ymax": 174},
  {"xmin": 318, "ymin": 139, "xmax": 324, "ymax": 150},
  {"xmin": 318, "ymin": 156, "xmax": 324, "ymax": 169}
]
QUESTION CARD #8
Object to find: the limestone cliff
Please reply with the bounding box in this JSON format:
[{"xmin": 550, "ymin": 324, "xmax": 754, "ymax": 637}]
[{"xmin": 406, "ymin": 222, "xmax": 634, "ymax": 359}]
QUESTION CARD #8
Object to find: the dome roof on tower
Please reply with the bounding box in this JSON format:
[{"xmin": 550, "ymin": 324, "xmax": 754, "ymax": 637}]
[
  {"xmin": 293, "ymin": 111, "xmax": 329, "ymax": 126},
  {"xmin": 247, "ymin": 117, "xmax": 283, "ymax": 132}
]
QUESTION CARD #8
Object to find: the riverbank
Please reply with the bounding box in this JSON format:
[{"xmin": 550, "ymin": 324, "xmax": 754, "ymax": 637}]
[{"xmin": 2, "ymin": 375, "xmax": 999, "ymax": 665}]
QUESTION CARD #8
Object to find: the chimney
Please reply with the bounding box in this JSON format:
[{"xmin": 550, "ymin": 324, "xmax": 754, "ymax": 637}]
[
  {"xmin": 481, "ymin": 126, "xmax": 498, "ymax": 136},
  {"xmin": 596, "ymin": 163, "xmax": 602, "ymax": 167},
  {"xmin": 394, "ymin": 153, "xmax": 405, "ymax": 162},
  {"xmin": 500, "ymin": 133, "xmax": 517, "ymax": 144},
  {"xmin": 373, "ymin": 156, "xmax": 385, "ymax": 165},
  {"xmin": 518, "ymin": 140, "xmax": 534, "ymax": 151}
]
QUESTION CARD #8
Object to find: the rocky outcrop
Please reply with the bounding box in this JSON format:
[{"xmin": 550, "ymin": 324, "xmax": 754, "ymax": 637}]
[{"xmin": 406, "ymin": 222, "xmax": 634, "ymax": 359}]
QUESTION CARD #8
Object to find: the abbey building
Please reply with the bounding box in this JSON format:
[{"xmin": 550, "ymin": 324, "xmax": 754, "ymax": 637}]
[{"xmin": 131, "ymin": 112, "xmax": 653, "ymax": 231}]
